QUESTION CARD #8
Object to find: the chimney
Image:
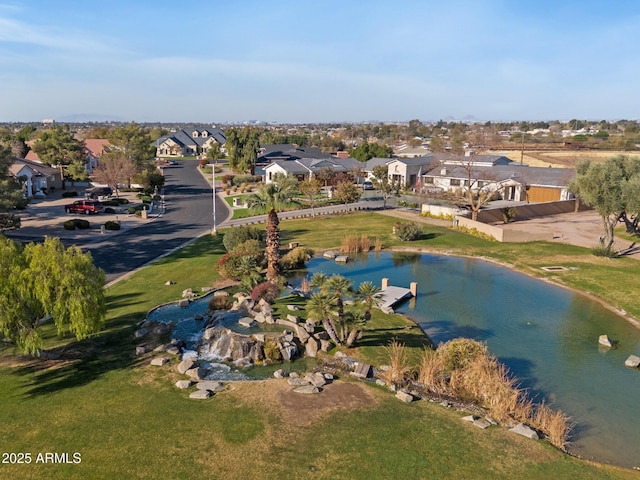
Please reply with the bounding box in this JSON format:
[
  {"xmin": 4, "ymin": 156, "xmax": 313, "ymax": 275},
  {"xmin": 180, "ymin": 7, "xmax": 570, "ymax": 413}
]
[{"xmin": 441, "ymin": 167, "xmax": 447, "ymax": 175}]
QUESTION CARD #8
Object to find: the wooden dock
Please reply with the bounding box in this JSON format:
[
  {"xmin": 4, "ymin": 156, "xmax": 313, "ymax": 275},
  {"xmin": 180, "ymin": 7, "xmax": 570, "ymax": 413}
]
[{"xmin": 379, "ymin": 285, "xmax": 413, "ymax": 313}]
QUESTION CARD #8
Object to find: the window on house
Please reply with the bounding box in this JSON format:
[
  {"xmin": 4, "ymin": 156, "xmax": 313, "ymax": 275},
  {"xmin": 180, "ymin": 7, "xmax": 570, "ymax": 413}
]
[
  {"xmin": 478, "ymin": 181, "xmax": 484, "ymax": 188},
  {"xmin": 450, "ymin": 179, "xmax": 461, "ymax": 186},
  {"xmin": 424, "ymin": 177, "xmax": 434, "ymax": 184},
  {"xmin": 463, "ymin": 180, "xmax": 469, "ymax": 186}
]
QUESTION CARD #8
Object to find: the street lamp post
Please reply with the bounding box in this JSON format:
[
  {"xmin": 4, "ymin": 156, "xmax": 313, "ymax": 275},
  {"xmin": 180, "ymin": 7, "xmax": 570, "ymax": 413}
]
[{"xmin": 211, "ymin": 162, "xmax": 217, "ymax": 235}]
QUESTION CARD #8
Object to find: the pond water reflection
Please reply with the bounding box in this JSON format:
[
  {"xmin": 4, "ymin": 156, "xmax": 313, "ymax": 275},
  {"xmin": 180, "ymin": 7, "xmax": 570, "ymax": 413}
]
[{"xmin": 294, "ymin": 252, "xmax": 640, "ymax": 469}]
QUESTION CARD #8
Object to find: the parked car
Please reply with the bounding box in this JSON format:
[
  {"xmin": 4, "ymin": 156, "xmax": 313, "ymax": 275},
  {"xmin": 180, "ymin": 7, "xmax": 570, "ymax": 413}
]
[
  {"xmin": 65, "ymin": 200, "xmax": 104, "ymax": 215},
  {"xmin": 362, "ymin": 181, "xmax": 374, "ymax": 190},
  {"xmin": 86, "ymin": 186, "xmax": 113, "ymax": 199}
]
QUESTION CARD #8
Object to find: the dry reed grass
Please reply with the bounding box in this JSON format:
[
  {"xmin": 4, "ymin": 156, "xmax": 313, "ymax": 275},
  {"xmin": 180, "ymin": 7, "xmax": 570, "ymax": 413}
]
[
  {"xmin": 340, "ymin": 234, "xmax": 372, "ymax": 253},
  {"xmin": 373, "ymin": 237, "xmax": 383, "ymax": 252},
  {"xmin": 383, "ymin": 340, "xmax": 412, "ymax": 387},
  {"xmin": 412, "ymin": 338, "xmax": 572, "ymax": 449}
]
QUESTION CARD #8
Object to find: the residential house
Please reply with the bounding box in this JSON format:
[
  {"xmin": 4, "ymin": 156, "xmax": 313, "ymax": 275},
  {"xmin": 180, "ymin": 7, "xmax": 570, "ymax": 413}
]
[
  {"xmin": 9, "ymin": 158, "xmax": 63, "ymax": 197},
  {"xmin": 257, "ymin": 144, "xmax": 331, "ymax": 164},
  {"xmin": 423, "ymin": 163, "xmax": 575, "ymax": 202},
  {"xmin": 385, "ymin": 155, "xmax": 441, "ymax": 188},
  {"xmin": 24, "ymin": 138, "xmax": 110, "ymax": 174},
  {"xmin": 154, "ymin": 128, "xmax": 226, "ymax": 157},
  {"xmin": 84, "ymin": 138, "xmax": 112, "ymax": 173},
  {"xmin": 263, "ymin": 157, "xmax": 362, "ymax": 183}
]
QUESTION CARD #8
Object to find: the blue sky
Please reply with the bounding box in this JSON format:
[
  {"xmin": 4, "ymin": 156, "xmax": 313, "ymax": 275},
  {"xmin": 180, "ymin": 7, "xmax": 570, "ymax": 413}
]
[{"xmin": 1, "ymin": 0, "xmax": 639, "ymax": 123}]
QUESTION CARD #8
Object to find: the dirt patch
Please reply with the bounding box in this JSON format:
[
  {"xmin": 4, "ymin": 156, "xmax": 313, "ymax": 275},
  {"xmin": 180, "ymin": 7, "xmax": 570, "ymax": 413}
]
[{"xmin": 224, "ymin": 379, "xmax": 378, "ymax": 427}]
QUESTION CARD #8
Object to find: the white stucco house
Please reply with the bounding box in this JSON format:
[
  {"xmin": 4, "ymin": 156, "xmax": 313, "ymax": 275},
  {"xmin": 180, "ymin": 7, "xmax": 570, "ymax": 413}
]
[{"xmin": 9, "ymin": 158, "xmax": 63, "ymax": 197}]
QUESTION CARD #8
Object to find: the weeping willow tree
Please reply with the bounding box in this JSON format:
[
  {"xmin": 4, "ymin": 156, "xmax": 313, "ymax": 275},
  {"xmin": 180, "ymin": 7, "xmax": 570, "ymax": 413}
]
[{"xmin": 0, "ymin": 236, "xmax": 106, "ymax": 355}]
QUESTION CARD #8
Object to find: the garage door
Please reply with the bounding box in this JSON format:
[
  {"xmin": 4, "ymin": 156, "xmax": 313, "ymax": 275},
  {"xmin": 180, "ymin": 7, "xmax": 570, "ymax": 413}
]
[{"xmin": 527, "ymin": 186, "xmax": 561, "ymax": 203}]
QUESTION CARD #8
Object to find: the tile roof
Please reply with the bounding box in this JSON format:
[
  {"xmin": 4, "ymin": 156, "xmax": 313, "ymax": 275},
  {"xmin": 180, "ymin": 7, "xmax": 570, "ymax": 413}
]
[{"xmin": 425, "ymin": 164, "xmax": 575, "ymax": 187}]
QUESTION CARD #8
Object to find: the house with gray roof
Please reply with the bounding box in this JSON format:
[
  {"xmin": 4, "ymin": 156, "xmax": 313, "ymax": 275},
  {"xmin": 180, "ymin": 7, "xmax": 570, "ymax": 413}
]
[
  {"xmin": 257, "ymin": 144, "xmax": 332, "ymax": 163},
  {"xmin": 424, "ymin": 163, "xmax": 575, "ymax": 202},
  {"xmin": 154, "ymin": 128, "xmax": 226, "ymax": 157},
  {"xmin": 10, "ymin": 158, "xmax": 63, "ymax": 197},
  {"xmin": 263, "ymin": 157, "xmax": 362, "ymax": 183}
]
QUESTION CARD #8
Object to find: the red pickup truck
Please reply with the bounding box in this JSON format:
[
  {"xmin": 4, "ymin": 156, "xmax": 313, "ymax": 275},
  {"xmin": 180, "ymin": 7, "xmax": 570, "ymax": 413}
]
[{"xmin": 64, "ymin": 200, "xmax": 104, "ymax": 215}]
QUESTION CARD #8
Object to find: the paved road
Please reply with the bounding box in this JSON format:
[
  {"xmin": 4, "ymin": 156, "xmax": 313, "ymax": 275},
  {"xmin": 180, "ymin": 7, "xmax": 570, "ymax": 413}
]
[{"xmin": 85, "ymin": 161, "xmax": 230, "ymax": 283}]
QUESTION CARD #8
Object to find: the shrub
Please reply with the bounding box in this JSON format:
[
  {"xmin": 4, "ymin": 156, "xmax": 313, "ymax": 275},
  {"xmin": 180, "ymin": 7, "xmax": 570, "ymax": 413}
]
[
  {"xmin": 199, "ymin": 158, "xmax": 209, "ymax": 168},
  {"xmin": 63, "ymin": 219, "xmax": 77, "ymax": 230},
  {"xmin": 140, "ymin": 195, "xmax": 152, "ymax": 204},
  {"xmin": 222, "ymin": 174, "xmax": 235, "ymax": 185},
  {"xmin": 592, "ymin": 246, "xmax": 618, "ymax": 258},
  {"xmin": 395, "ymin": 222, "xmax": 422, "ymax": 241},
  {"xmin": 62, "ymin": 191, "xmax": 78, "ymax": 198},
  {"xmin": 233, "ymin": 239, "xmax": 265, "ymax": 265},
  {"xmin": 208, "ymin": 295, "xmax": 230, "ymax": 311},
  {"xmin": 263, "ymin": 338, "xmax": 282, "ymax": 362},
  {"xmin": 222, "ymin": 226, "xmax": 264, "ymax": 252},
  {"xmin": 116, "ymin": 197, "xmax": 129, "ymax": 205},
  {"xmin": 250, "ymin": 282, "xmax": 280, "ymax": 303},
  {"xmin": 101, "ymin": 199, "xmax": 120, "ymax": 206},
  {"xmin": 232, "ymin": 174, "xmax": 255, "ymax": 186},
  {"xmin": 438, "ymin": 338, "xmax": 488, "ymax": 373},
  {"xmin": 104, "ymin": 207, "xmax": 115, "ymax": 214},
  {"xmin": 104, "ymin": 221, "xmax": 120, "ymax": 231},
  {"xmin": 216, "ymin": 252, "xmax": 257, "ymax": 280},
  {"xmin": 280, "ymin": 247, "xmax": 313, "ymax": 270},
  {"xmin": 63, "ymin": 219, "xmax": 91, "ymax": 230},
  {"xmin": 127, "ymin": 205, "xmax": 145, "ymax": 214},
  {"xmin": 501, "ymin": 207, "xmax": 517, "ymax": 223}
]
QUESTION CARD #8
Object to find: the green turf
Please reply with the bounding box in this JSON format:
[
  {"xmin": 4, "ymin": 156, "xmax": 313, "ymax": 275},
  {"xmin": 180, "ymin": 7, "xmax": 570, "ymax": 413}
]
[{"xmin": 1, "ymin": 211, "xmax": 639, "ymax": 479}]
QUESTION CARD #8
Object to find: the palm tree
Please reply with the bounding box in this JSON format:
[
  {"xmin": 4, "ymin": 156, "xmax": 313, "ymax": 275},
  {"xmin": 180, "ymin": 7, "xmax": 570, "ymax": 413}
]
[
  {"xmin": 344, "ymin": 310, "xmax": 367, "ymax": 347},
  {"xmin": 323, "ymin": 275, "xmax": 353, "ymax": 342},
  {"xmin": 246, "ymin": 176, "xmax": 298, "ymax": 282},
  {"xmin": 356, "ymin": 281, "xmax": 382, "ymax": 321},
  {"xmin": 306, "ymin": 292, "xmax": 340, "ymax": 345}
]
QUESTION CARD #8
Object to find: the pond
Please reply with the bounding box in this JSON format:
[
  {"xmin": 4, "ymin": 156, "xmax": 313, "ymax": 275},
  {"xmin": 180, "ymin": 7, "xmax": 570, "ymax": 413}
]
[{"xmin": 292, "ymin": 252, "xmax": 640, "ymax": 469}]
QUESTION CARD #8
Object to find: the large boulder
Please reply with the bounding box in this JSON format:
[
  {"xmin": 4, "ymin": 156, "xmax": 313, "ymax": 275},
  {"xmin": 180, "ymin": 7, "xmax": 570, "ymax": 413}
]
[
  {"xmin": 238, "ymin": 317, "xmax": 255, "ymax": 328},
  {"xmin": 305, "ymin": 372, "xmax": 327, "ymax": 387},
  {"xmin": 279, "ymin": 343, "xmax": 297, "ymax": 361},
  {"xmin": 195, "ymin": 381, "xmax": 224, "ymax": 392},
  {"xmin": 509, "ymin": 423, "xmax": 539, "ymax": 440},
  {"xmin": 293, "ymin": 385, "xmax": 320, "ymax": 394},
  {"xmin": 305, "ymin": 337, "xmax": 319, "ymax": 358},
  {"xmin": 288, "ymin": 377, "xmax": 310, "ymax": 386},
  {"xmin": 177, "ymin": 358, "xmax": 196, "ymax": 374},
  {"xmin": 395, "ymin": 390, "xmax": 413, "ymax": 403},
  {"xmin": 598, "ymin": 335, "xmax": 614, "ymax": 348},
  {"xmin": 189, "ymin": 390, "xmax": 212, "ymax": 399},
  {"xmin": 625, "ymin": 355, "xmax": 640, "ymax": 368},
  {"xmin": 150, "ymin": 357, "xmax": 169, "ymax": 366},
  {"xmin": 134, "ymin": 328, "xmax": 148, "ymax": 339},
  {"xmin": 175, "ymin": 380, "xmax": 192, "ymax": 389},
  {"xmin": 185, "ymin": 366, "xmax": 209, "ymax": 381}
]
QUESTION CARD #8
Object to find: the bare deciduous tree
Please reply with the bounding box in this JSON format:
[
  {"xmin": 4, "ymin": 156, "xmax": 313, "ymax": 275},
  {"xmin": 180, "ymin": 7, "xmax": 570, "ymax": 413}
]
[{"xmin": 93, "ymin": 152, "xmax": 137, "ymax": 197}]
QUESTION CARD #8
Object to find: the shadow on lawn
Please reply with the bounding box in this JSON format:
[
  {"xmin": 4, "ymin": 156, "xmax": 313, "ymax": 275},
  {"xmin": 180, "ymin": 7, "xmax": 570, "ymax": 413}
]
[
  {"xmin": 358, "ymin": 326, "xmax": 432, "ymax": 349},
  {"xmin": 12, "ymin": 311, "xmax": 144, "ymax": 397}
]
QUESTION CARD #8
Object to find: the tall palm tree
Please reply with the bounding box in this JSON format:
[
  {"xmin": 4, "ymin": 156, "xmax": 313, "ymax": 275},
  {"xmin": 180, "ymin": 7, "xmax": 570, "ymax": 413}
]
[
  {"xmin": 323, "ymin": 275, "xmax": 353, "ymax": 342},
  {"xmin": 356, "ymin": 281, "xmax": 382, "ymax": 321},
  {"xmin": 246, "ymin": 177, "xmax": 298, "ymax": 282},
  {"xmin": 306, "ymin": 292, "xmax": 340, "ymax": 345}
]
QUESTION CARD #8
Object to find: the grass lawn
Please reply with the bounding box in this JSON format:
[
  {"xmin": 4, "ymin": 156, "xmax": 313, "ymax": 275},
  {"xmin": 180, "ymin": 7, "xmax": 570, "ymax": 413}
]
[{"xmin": 1, "ymin": 211, "xmax": 640, "ymax": 478}]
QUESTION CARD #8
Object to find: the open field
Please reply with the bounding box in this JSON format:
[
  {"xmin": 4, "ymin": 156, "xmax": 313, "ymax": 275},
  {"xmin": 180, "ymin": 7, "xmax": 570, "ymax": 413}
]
[
  {"xmin": 1, "ymin": 212, "xmax": 640, "ymax": 478},
  {"xmin": 488, "ymin": 149, "xmax": 632, "ymax": 168}
]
